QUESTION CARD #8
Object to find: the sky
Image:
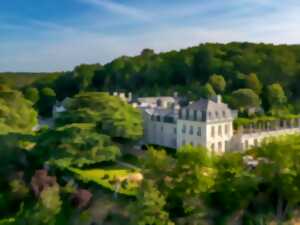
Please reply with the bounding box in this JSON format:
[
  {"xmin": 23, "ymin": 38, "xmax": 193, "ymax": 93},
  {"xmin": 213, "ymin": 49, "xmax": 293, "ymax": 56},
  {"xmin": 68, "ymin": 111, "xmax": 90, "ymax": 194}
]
[{"xmin": 1, "ymin": 0, "xmax": 300, "ymax": 72}]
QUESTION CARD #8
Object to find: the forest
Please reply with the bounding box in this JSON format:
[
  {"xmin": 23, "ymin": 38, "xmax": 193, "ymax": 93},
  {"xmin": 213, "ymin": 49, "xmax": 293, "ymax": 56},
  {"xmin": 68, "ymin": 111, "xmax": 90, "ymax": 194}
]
[
  {"xmin": 2, "ymin": 42, "xmax": 300, "ymax": 118},
  {"xmin": 1, "ymin": 42, "xmax": 300, "ymax": 224}
]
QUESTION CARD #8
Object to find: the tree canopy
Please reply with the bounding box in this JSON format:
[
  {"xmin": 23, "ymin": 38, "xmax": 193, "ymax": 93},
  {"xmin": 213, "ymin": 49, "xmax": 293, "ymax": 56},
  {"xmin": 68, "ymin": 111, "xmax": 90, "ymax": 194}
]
[
  {"xmin": 33, "ymin": 123, "xmax": 121, "ymax": 168},
  {"xmin": 56, "ymin": 92, "xmax": 143, "ymax": 141},
  {"xmin": 0, "ymin": 90, "xmax": 38, "ymax": 134}
]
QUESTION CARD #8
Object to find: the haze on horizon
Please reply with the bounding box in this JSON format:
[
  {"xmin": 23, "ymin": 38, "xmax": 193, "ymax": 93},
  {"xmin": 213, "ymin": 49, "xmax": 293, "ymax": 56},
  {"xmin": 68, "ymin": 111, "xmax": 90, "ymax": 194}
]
[{"xmin": 1, "ymin": 0, "xmax": 300, "ymax": 72}]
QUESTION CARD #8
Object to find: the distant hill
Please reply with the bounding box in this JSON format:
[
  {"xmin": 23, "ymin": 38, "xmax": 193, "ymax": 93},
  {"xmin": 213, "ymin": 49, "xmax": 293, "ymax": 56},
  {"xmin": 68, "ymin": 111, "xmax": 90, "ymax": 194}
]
[{"xmin": 0, "ymin": 72, "xmax": 62, "ymax": 89}]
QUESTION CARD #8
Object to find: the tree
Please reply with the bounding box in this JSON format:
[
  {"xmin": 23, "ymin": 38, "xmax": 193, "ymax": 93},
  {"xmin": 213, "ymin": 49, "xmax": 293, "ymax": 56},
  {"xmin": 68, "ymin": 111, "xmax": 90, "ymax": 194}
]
[
  {"xmin": 267, "ymin": 83, "xmax": 287, "ymax": 111},
  {"xmin": 245, "ymin": 73, "xmax": 262, "ymax": 95},
  {"xmin": 37, "ymin": 87, "xmax": 56, "ymax": 118},
  {"xmin": 24, "ymin": 87, "xmax": 39, "ymax": 104},
  {"xmin": 254, "ymin": 135, "xmax": 300, "ymax": 220},
  {"xmin": 129, "ymin": 180, "xmax": 174, "ymax": 225},
  {"xmin": 230, "ymin": 88, "xmax": 261, "ymax": 111},
  {"xmin": 141, "ymin": 148, "xmax": 176, "ymax": 187},
  {"xmin": 0, "ymin": 90, "xmax": 38, "ymax": 134},
  {"xmin": 17, "ymin": 185, "xmax": 62, "ymax": 225},
  {"xmin": 209, "ymin": 74, "xmax": 226, "ymax": 93},
  {"xmin": 74, "ymin": 64, "xmax": 101, "ymax": 91},
  {"xmin": 56, "ymin": 92, "xmax": 143, "ymax": 141},
  {"xmin": 200, "ymin": 83, "xmax": 216, "ymax": 98},
  {"xmin": 211, "ymin": 153, "xmax": 258, "ymax": 222},
  {"xmin": 33, "ymin": 123, "xmax": 121, "ymax": 168},
  {"xmin": 172, "ymin": 146, "xmax": 215, "ymax": 222}
]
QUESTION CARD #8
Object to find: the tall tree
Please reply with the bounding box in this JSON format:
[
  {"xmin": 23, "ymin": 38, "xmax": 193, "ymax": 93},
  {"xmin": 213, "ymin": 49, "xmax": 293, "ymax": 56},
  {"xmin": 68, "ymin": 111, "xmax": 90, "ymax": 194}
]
[
  {"xmin": 0, "ymin": 90, "xmax": 38, "ymax": 133},
  {"xmin": 267, "ymin": 83, "xmax": 287, "ymax": 110},
  {"xmin": 129, "ymin": 180, "xmax": 174, "ymax": 225},
  {"xmin": 24, "ymin": 87, "xmax": 40, "ymax": 104},
  {"xmin": 37, "ymin": 87, "xmax": 56, "ymax": 118},
  {"xmin": 230, "ymin": 88, "xmax": 261, "ymax": 112},
  {"xmin": 209, "ymin": 74, "xmax": 226, "ymax": 93},
  {"xmin": 245, "ymin": 73, "xmax": 262, "ymax": 95}
]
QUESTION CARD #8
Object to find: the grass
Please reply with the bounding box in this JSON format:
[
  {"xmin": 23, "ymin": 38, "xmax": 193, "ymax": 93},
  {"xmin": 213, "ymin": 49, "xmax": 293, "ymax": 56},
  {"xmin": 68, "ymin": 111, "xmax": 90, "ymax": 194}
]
[
  {"xmin": 0, "ymin": 218, "xmax": 15, "ymax": 225},
  {"xmin": 69, "ymin": 167, "xmax": 140, "ymax": 196}
]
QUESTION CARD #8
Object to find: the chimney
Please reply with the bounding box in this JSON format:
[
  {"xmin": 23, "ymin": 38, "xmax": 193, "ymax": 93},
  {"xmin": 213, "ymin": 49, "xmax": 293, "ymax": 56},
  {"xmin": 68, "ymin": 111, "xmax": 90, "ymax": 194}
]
[{"xmin": 211, "ymin": 95, "xmax": 222, "ymax": 103}]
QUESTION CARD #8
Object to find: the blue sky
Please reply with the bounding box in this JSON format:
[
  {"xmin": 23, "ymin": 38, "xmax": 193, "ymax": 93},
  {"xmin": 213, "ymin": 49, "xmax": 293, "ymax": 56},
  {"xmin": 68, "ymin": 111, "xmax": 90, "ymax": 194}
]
[{"xmin": 1, "ymin": 0, "xmax": 300, "ymax": 72}]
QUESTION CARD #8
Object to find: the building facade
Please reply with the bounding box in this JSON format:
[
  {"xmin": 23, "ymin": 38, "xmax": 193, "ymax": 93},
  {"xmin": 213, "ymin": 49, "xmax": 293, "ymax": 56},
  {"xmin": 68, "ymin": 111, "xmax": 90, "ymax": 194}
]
[
  {"xmin": 137, "ymin": 95, "xmax": 300, "ymax": 153},
  {"xmin": 138, "ymin": 95, "xmax": 236, "ymax": 153}
]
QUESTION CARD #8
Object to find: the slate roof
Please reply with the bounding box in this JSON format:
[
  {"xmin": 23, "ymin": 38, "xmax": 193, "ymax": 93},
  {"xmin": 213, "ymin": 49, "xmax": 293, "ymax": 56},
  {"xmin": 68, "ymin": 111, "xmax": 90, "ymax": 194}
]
[{"xmin": 184, "ymin": 98, "xmax": 229, "ymax": 111}]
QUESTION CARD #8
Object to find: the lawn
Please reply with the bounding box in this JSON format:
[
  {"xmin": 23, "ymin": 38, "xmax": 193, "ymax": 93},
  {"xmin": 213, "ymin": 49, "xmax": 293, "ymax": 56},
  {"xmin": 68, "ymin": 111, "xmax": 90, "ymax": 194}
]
[{"xmin": 69, "ymin": 168, "xmax": 140, "ymax": 196}]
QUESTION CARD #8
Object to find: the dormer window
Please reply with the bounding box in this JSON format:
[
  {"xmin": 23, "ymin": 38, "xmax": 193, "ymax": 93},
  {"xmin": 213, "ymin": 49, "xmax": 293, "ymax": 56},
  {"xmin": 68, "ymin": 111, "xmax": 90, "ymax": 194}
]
[
  {"xmin": 222, "ymin": 111, "xmax": 226, "ymax": 118},
  {"xmin": 215, "ymin": 111, "xmax": 219, "ymax": 118}
]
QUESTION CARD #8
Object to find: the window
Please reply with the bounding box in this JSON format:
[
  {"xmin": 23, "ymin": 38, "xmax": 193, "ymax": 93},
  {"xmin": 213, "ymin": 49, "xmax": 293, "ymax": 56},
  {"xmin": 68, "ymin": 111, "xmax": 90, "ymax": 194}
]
[
  {"xmin": 182, "ymin": 124, "xmax": 186, "ymax": 133},
  {"xmin": 211, "ymin": 126, "xmax": 215, "ymax": 138},
  {"xmin": 174, "ymin": 127, "xmax": 177, "ymax": 134},
  {"xmin": 193, "ymin": 110, "xmax": 197, "ymax": 120},
  {"xmin": 218, "ymin": 142, "xmax": 222, "ymax": 152},
  {"xmin": 156, "ymin": 115, "xmax": 161, "ymax": 122},
  {"xmin": 198, "ymin": 111, "xmax": 202, "ymax": 121},
  {"xmin": 218, "ymin": 125, "xmax": 222, "ymax": 136},
  {"xmin": 186, "ymin": 109, "xmax": 190, "ymax": 120},
  {"xmin": 202, "ymin": 111, "xmax": 206, "ymax": 121},
  {"xmin": 197, "ymin": 127, "xmax": 201, "ymax": 136},
  {"xmin": 189, "ymin": 126, "xmax": 194, "ymax": 135},
  {"xmin": 161, "ymin": 126, "xmax": 164, "ymax": 132},
  {"xmin": 225, "ymin": 124, "xmax": 229, "ymax": 135},
  {"xmin": 245, "ymin": 140, "xmax": 249, "ymax": 149}
]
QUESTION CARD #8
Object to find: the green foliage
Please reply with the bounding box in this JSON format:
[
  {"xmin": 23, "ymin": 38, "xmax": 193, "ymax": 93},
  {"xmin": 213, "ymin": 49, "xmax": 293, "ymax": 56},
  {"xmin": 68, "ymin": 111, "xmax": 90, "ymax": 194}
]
[
  {"xmin": 0, "ymin": 90, "xmax": 38, "ymax": 134},
  {"xmin": 212, "ymin": 153, "xmax": 258, "ymax": 215},
  {"xmin": 74, "ymin": 64, "xmax": 102, "ymax": 91},
  {"xmin": 209, "ymin": 74, "xmax": 226, "ymax": 93},
  {"xmin": 15, "ymin": 186, "xmax": 62, "ymax": 225},
  {"xmin": 267, "ymin": 83, "xmax": 288, "ymax": 115},
  {"xmin": 244, "ymin": 73, "xmax": 262, "ymax": 95},
  {"xmin": 0, "ymin": 73, "xmax": 57, "ymax": 89},
  {"xmin": 36, "ymin": 87, "xmax": 56, "ymax": 117},
  {"xmin": 129, "ymin": 180, "xmax": 174, "ymax": 225},
  {"xmin": 33, "ymin": 123, "xmax": 121, "ymax": 168},
  {"xmin": 23, "ymin": 87, "xmax": 39, "ymax": 104},
  {"xmin": 56, "ymin": 92, "xmax": 143, "ymax": 141},
  {"xmin": 200, "ymin": 83, "xmax": 216, "ymax": 98},
  {"xmin": 253, "ymin": 135, "xmax": 300, "ymax": 219},
  {"xmin": 230, "ymin": 88, "xmax": 261, "ymax": 111}
]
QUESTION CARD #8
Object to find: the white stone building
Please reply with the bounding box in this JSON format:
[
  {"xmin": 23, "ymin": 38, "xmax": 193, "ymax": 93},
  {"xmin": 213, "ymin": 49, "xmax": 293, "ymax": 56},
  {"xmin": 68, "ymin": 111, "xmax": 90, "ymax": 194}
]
[{"xmin": 137, "ymin": 95, "xmax": 300, "ymax": 153}]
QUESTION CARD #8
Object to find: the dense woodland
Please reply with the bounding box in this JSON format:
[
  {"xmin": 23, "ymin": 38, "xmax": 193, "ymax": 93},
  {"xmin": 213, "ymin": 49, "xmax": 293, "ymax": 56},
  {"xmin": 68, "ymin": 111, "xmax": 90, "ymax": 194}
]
[
  {"xmin": 1, "ymin": 42, "xmax": 300, "ymax": 224},
  {"xmin": 2, "ymin": 42, "xmax": 300, "ymax": 116}
]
